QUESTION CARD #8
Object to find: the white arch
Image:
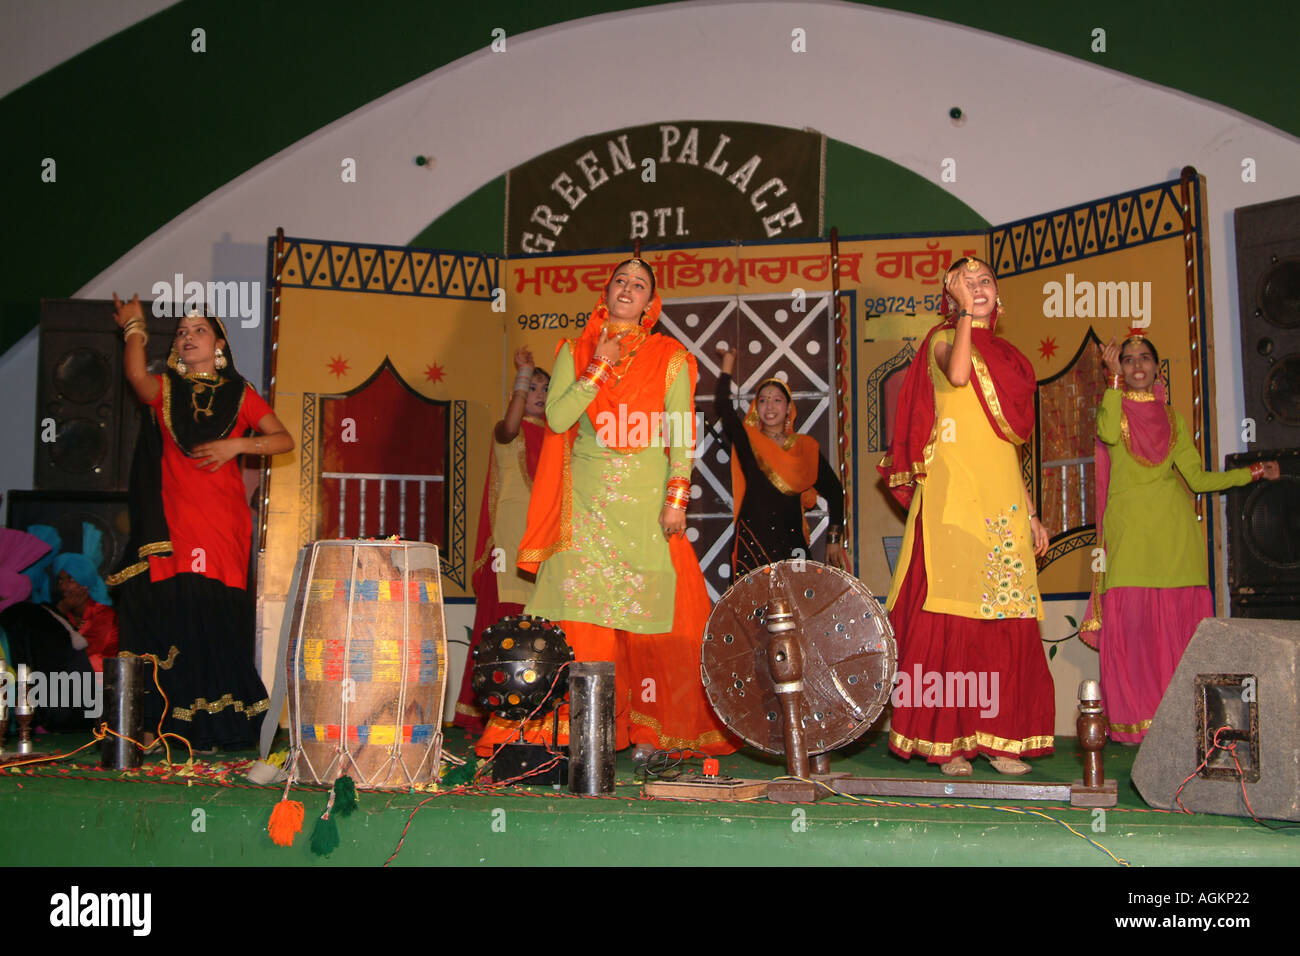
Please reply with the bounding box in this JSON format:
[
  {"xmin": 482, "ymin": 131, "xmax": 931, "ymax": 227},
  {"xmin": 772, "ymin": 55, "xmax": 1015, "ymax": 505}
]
[{"xmin": 68, "ymin": 0, "xmax": 1300, "ymax": 459}]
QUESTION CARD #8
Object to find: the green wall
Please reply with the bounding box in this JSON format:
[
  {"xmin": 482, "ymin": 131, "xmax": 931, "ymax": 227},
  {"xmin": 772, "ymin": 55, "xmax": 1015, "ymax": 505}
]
[{"xmin": 3, "ymin": 0, "xmax": 1293, "ymax": 354}]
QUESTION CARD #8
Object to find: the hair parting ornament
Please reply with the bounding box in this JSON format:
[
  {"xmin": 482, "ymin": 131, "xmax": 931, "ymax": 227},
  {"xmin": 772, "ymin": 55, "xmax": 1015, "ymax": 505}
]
[
  {"xmin": 756, "ymin": 377, "xmax": 792, "ymax": 403},
  {"xmin": 1121, "ymin": 332, "xmax": 1159, "ymax": 365}
]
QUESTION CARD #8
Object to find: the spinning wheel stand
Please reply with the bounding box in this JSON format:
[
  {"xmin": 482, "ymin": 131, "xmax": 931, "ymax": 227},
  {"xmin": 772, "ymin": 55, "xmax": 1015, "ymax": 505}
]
[{"xmin": 701, "ymin": 561, "xmax": 1117, "ymax": 807}]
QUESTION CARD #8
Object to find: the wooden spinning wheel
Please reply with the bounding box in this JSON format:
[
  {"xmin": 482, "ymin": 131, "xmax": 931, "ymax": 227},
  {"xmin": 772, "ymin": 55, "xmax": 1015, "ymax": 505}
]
[{"xmin": 701, "ymin": 560, "xmax": 896, "ymax": 762}]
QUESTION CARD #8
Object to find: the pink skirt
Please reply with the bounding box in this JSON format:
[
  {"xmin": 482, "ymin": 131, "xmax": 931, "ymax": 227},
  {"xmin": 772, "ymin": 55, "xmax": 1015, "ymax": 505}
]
[{"xmin": 1098, "ymin": 586, "xmax": 1213, "ymax": 743}]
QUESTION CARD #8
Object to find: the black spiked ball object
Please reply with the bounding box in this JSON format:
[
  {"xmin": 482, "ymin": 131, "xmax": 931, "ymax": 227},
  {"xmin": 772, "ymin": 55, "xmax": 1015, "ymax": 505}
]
[{"xmin": 471, "ymin": 615, "xmax": 574, "ymax": 720}]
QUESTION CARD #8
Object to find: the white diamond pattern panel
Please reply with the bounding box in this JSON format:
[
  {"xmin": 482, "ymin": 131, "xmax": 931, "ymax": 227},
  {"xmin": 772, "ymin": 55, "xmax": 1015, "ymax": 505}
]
[{"xmin": 659, "ymin": 293, "xmax": 838, "ymax": 600}]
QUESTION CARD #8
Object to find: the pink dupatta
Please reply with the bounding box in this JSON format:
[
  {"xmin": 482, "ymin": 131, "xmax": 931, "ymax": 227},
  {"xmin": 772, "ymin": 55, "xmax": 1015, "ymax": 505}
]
[{"xmin": 1081, "ymin": 382, "xmax": 1173, "ymax": 647}]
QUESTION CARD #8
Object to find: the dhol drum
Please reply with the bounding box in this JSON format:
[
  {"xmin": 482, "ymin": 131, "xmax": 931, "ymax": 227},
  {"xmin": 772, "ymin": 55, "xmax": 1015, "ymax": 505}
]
[
  {"xmin": 285, "ymin": 540, "xmax": 447, "ymax": 789},
  {"xmin": 701, "ymin": 560, "xmax": 896, "ymax": 756}
]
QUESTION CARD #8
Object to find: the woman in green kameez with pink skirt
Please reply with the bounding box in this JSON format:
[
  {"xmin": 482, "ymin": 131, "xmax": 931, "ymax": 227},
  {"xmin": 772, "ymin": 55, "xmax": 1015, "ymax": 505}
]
[{"xmin": 1084, "ymin": 333, "xmax": 1279, "ymax": 743}]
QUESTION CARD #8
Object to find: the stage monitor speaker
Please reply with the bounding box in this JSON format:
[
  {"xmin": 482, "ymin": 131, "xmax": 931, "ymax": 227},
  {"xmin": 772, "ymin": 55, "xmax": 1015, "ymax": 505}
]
[
  {"xmin": 35, "ymin": 299, "xmax": 175, "ymax": 492},
  {"xmin": 4, "ymin": 490, "xmax": 131, "ymax": 577},
  {"xmin": 1225, "ymin": 447, "xmax": 1300, "ymax": 619},
  {"xmin": 1234, "ymin": 195, "xmax": 1300, "ymax": 450},
  {"xmin": 1131, "ymin": 618, "xmax": 1300, "ymax": 822}
]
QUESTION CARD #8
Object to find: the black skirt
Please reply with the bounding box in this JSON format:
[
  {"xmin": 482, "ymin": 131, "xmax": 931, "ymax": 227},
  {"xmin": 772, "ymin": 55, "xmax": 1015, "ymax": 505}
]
[{"xmin": 117, "ymin": 572, "xmax": 269, "ymax": 750}]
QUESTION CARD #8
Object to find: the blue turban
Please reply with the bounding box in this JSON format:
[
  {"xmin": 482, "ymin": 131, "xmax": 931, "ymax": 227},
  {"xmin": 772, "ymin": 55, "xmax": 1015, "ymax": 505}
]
[
  {"xmin": 22, "ymin": 524, "xmax": 61, "ymax": 605},
  {"xmin": 51, "ymin": 522, "xmax": 111, "ymax": 607}
]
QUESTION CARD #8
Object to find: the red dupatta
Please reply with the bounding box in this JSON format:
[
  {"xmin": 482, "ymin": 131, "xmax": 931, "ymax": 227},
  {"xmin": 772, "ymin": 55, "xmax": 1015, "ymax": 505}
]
[{"xmin": 878, "ymin": 312, "xmax": 1037, "ymax": 509}]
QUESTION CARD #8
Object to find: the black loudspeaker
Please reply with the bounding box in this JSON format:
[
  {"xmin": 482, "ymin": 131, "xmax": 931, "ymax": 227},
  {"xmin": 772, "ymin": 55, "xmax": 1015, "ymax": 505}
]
[
  {"xmin": 1225, "ymin": 447, "xmax": 1300, "ymax": 619},
  {"xmin": 35, "ymin": 299, "xmax": 173, "ymax": 492},
  {"xmin": 1132, "ymin": 618, "xmax": 1300, "ymax": 822},
  {"xmin": 1234, "ymin": 195, "xmax": 1300, "ymax": 450},
  {"xmin": 4, "ymin": 490, "xmax": 131, "ymax": 577}
]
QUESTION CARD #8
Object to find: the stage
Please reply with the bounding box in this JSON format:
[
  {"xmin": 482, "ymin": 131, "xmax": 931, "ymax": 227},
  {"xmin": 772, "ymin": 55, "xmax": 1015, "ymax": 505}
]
[{"xmin": 1, "ymin": 727, "xmax": 1291, "ymax": 868}]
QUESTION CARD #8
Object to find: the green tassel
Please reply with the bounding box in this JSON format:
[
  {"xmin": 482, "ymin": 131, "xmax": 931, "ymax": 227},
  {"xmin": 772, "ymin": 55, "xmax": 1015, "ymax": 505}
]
[
  {"xmin": 333, "ymin": 776, "xmax": 358, "ymax": 817},
  {"xmin": 441, "ymin": 761, "xmax": 476, "ymax": 787},
  {"xmin": 309, "ymin": 813, "xmax": 340, "ymax": 857}
]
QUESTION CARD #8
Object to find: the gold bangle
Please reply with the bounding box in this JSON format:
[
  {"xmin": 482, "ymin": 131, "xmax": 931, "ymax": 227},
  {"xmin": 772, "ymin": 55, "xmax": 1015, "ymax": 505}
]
[{"xmin": 124, "ymin": 327, "xmax": 147, "ymax": 343}]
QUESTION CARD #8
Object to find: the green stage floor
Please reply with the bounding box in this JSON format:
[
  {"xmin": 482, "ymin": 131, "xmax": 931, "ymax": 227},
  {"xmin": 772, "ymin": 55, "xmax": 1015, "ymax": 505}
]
[{"xmin": 1, "ymin": 728, "xmax": 1294, "ymax": 867}]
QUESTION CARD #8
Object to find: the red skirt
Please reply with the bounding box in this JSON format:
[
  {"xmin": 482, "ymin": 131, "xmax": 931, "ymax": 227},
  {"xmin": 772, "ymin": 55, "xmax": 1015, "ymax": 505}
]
[{"xmin": 888, "ymin": 519, "xmax": 1055, "ymax": 763}]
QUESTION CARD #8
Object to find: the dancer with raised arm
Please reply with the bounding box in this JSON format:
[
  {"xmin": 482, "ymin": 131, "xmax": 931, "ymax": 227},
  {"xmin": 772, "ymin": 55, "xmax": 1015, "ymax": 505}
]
[
  {"xmin": 879, "ymin": 258, "xmax": 1054, "ymax": 776},
  {"xmin": 110, "ymin": 295, "xmax": 293, "ymax": 752},
  {"xmin": 1084, "ymin": 333, "xmax": 1279, "ymax": 743},
  {"xmin": 714, "ymin": 345, "xmax": 846, "ymax": 574}
]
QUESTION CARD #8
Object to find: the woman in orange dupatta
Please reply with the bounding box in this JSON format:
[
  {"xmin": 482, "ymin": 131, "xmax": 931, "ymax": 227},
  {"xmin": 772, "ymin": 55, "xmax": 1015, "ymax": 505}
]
[
  {"xmin": 474, "ymin": 258, "xmax": 737, "ymax": 759},
  {"xmin": 714, "ymin": 346, "xmax": 846, "ymax": 575}
]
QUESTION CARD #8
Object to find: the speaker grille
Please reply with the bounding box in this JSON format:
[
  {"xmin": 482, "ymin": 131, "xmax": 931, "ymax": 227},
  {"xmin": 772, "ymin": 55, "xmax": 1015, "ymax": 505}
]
[
  {"xmin": 52, "ymin": 346, "xmax": 112, "ymax": 404},
  {"xmin": 1259, "ymin": 257, "xmax": 1300, "ymax": 330},
  {"xmin": 1263, "ymin": 354, "xmax": 1300, "ymax": 425},
  {"xmin": 1244, "ymin": 477, "xmax": 1300, "ymax": 569},
  {"xmin": 49, "ymin": 418, "xmax": 108, "ymax": 475}
]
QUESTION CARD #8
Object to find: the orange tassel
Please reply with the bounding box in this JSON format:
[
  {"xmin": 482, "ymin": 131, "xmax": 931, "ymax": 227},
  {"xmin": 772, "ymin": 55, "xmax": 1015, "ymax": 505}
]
[{"xmin": 268, "ymin": 799, "xmax": 305, "ymax": 847}]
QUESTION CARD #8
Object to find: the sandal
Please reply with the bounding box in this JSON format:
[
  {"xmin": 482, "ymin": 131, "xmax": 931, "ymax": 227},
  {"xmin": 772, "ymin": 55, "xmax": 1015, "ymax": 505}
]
[
  {"xmin": 941, "ymin": 755, "xmax": 972, "ymax": 776},
  {"xmin": 985, "ymin": 754, "xmax": 1031, "ymax": 775}
]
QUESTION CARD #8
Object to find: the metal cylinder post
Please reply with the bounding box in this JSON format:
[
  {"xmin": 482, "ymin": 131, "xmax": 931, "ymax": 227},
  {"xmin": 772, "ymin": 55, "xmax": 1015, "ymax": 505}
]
[
  {"xmin": 101, "ymin": 658, "xmax": 148, "ymax": 770},
  {"xmin": 568, "ymin": 661, "xmax": 616, "ymax": 795}
]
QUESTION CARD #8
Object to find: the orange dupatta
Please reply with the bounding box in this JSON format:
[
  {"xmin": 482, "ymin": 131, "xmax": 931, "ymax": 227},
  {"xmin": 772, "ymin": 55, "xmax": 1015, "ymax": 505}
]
[
  {"xmin": 517, "ymin": 275, "xmax": 696, "ymax": 573},
  {"xmin": 730, "ymin": 382, "xmax": 820, "ymax": 548}
]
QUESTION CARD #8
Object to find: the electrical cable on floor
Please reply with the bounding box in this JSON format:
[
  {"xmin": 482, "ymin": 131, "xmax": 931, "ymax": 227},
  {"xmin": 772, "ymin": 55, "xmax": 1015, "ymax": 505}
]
[
  {"xmin": 1174, "ymin": 725, "xmax": 1300, "ymax": 832},
  {"xmin": 0, "ymin": 653, "xmax": 193, "ymax": 771}
]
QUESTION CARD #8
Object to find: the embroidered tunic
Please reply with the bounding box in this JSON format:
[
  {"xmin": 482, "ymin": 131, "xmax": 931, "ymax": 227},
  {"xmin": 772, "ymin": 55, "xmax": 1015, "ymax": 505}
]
[
  {"xmin": 523, "ymin": 342, "xmax": 694, "ymax": 633},
  {"xmin": 886, "ymin": 328, "xmax": 1043, "ymax": 621},
  {"xmin": 1095, "ymin": 389, "xmax": 1250, "ymax": 592}
]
